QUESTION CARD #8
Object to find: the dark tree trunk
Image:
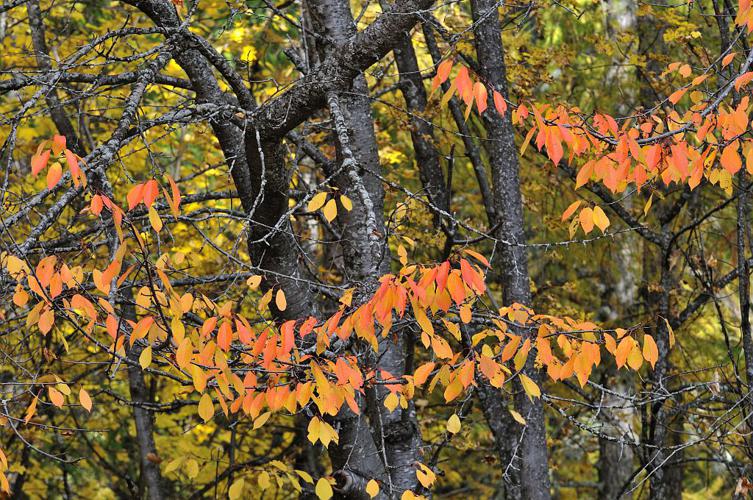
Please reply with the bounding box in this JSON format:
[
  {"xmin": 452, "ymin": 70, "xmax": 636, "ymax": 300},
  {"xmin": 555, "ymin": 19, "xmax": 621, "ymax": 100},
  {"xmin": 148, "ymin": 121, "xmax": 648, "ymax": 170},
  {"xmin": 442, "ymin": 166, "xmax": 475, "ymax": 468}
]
[
  {"xmin": 382, "ymin": 7, "xmax": 447, "ymax": 220},
  {"xmin": 123, "ymin": 294, "xmax": 165, "ymax": 500},
  {"xmin": 470, "ymin": 1, "xmax": 551, "ymax": 498},
  {"xmin": 307, "ymin": 0, "xmax": 422, "ymax": 494}
]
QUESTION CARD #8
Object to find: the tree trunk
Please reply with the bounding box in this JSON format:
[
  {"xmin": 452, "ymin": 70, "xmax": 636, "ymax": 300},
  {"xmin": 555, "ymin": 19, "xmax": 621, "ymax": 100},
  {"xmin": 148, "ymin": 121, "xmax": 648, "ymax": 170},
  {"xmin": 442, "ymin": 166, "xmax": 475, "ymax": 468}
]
[
  {"xmin": 123, "ymin": 294, "xmax": 166, "ymax": 500},
  {"xmin": 308, "ymin": 0, "xmax": 422, "ymax": 494},
  {"xmin": 470, "ymin": 1, "xmax": 551, "ymax": 498}
]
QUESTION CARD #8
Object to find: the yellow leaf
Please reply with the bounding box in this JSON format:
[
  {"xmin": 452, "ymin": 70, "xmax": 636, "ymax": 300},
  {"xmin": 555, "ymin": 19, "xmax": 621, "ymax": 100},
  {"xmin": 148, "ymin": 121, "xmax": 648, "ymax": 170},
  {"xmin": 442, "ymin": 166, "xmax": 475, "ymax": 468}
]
[
  {"xmin": 339, "ymin": 194, "xmax": 353, "ymax": 211},
  {"xmin": 446, "ymin": 414, "xmax": 461, "ymax": 434},
  {"xmin": 198, "ymin": 393, "xmax": 214, "ymax": 422},
  {"xmin": 184, "ymin": 459, "xmax": 199, "ymax": 478},
  {"xmin": 253, "ymin": 411, "xmax": 271, "ymax": 429},
  {"xmin": 307, "ymin": 192, "xmax": 328, "ymax": 212},
  {"xmin": 176, "ymin": 338, "xmax": 193, "ymax": 368},
  {"xmin": 275, "ymin": 288, "xmax": 287, "ymax": 311},
  {"xmin": 258, "ymin": 471, "xmax": 271, "ymax": 489},
  {"xmin": 664, "ymin": 317, "xmax": 676, "ymax": 348},
  {"xmin": 519, "ymin": 373, "xmax": 541, "ymax": 400},
  {"xmin": 627, "ymin": 344, "xmax": 643, "ymax": 370},
  {"xmin": 322, "ymin": 198, "xmax": 337, "ymax": 222},
  {"xmin": 592, "ymin": 206, "xmax": 610, "ymax": 233},
  {"xmin": 139, "ymin": 346, "xmax": 152, "ymax": 369},
  {"xmin": 5, "ymin": 255, "xmax": 27, "ymax": 276},
  {"xmin": 366, "ymin": 479, "xmax": 380, "ymax": 498},
  {"xmin": 643, "ymin": 193, "xmax": 653, "ymax": 217},
  {"xmin": 148, "ymin": 206, "xmax": 163, "ymax": 232},
  {"xmin": 315, "ymin": 477, "xmax": 333, "ymax": 500},
  {"xmin": 228, "ymin": 478, "xmax": 245, "ymax": 499},
  {"xmin": 509, "ymin": 409, "xmax": 526, "ymax": 425},
  {"xmin": 296, "ymin": 470, "xmax": 314, "ymax": 483},
  {"xmin": 79, "ymin": 388, "xmax": 92, "ymax": 412},
  {"xmin": 443, "ymin": 378, "xmax": 463, "ymax": 402},
  {"xmin": 384, "ymin": 392, "xmax": 399, "ymax": 412},
  {"xmin": 416, "ymin": 463, "xmax": 436, "ymax": 488}
]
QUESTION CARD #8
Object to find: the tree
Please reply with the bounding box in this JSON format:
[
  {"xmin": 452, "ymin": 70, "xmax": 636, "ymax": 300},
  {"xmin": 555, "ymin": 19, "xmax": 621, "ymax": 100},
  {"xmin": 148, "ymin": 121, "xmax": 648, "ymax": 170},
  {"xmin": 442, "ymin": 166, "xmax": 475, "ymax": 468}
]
[{"xmin": 2, "ymin": 0, "xmax": 753, "ymax": 498}]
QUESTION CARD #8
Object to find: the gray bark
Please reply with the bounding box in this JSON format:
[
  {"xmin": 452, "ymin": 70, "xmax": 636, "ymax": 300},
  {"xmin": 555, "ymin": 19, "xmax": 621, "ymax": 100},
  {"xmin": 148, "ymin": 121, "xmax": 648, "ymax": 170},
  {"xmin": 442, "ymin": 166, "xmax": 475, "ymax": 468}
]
[
  {"xmin": 124, "ymin": 294, "xmax": 166, "ymax": 500},
  {"xmin": 469, "ymin": 1, "xmax": 551, "ymax": 498},
  {"xmin": 381, "ymin": 6, "xmax": 447, "ymax": 220},
  {"xmin": 308, "ymin": 0, "xmax": 422, "ymax": 493}
]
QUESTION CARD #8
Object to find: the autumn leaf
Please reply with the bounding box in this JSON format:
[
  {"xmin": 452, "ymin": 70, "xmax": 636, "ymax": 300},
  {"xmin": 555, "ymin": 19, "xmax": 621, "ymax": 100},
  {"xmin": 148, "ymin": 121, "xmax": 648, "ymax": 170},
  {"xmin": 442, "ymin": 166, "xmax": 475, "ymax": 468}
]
[
  {"xmin": 228, "ymin": 478, "xmax": 245, "ymax": 499},
  {"xmin": 48, "ymin": 387, "xmax": 64, "ymax": 408},
  {"xmin": 46, "ymin": 162, "xmax": 62, "ymax": 190},
  {"xmin": 366, "ymin": 479, "xmax": 380, "ymax": 498},
  {"xmin": 509, "ymin": 409, "xmax": 526, "ymax": 425},
  {"xmin": 643, "ymin": 334, "xmax": 659, "ymax": 369},
  {"xmin": 315, "ymin": 477, "xmax": 333, "ymax": 500},
  {"xmin": 198, "ymin": 393, "xmax": 214, "ymax": 422},
  {"xmin": 308, "ymin": 192, "xmax": 328, "ymax": 212},
  {"xmin": 579, "ymin": 207, "xmax": 595, "ymax": 234},
  {"xmin": 519, "ymin": 373, "xmax": 541, "ymax": 400},
  {"xmin": 446, "ymin": 414, "xmax": 461, "ymax": 434},
  {"xmin": 139, "ymin": 346, "xmax": 152, "ymax": 369},
  {"xmin": 592, "ymin": 206, "xmax": 610, "ymax": 233},
  {"xmin": 322, "ymin": 198, "xmax": 338, "ymax": 222},
  {"xmin": 275, "ymin": 288, "xmax": 287, "ymax": 311},
  {"xmin": 339, "ymin": 194, "xmax": 353, "ymax": 211},
  {"xmin": 561, "ymin": 200, "xmax": 581, "ymax": 221},
  {"xmin": 668, "ymin": 87, "xmax": 688, "ymax": 104},
  {"xmin": 79, "ymin": 388, "xmax": 93, "ymax": 412}
]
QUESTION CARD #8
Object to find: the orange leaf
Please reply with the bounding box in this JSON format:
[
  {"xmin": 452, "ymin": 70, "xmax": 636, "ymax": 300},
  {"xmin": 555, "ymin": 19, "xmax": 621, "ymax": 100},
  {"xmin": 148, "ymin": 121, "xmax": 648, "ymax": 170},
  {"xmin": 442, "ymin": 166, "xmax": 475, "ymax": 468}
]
[
  {"xmin": 143, "ymin": 180, "xmax": 159, "ymax": 208},
  {"xmin": 48, "ymin": 387, "xmax": 64, "ymax": 408},
  {"xmin": 561, "ymin": 200, "xmax": 582, "ymax": 221},
  {"xmin": 275, "ymin": 289, "xmax": 287, "ymax": 311},
  {"xmin": 643, "ymin": 334, "xmax": 659, "ymax": 369},
  {"xmin": 433, "ymin": 59, "xmax": 453, "ymax": 89},
  {"xmin": 493, "ymin": 90, "xmax": 507, "ymax": 115},
  {"xmin": 474, "ymin": 82, "xmax": 488, "ymax": 114},
  {"xmin": 79, "ymin": 388, "xmax": 93, "ymax": 412},
  {"xmin": 91, "ymin": 195, "xmax": 103, "ymax": 215},
  {"xmin": 579, "ymin": 207, "xmax": 595, "ymax": 234},
  {"xmin": 414, "ymin": 362, "xmax": 435, "ymax": 386},
  {"xmin": 31, "ymin": 150, "xmax": 50, "ymax": 176},
  {"xmin": 735, "ymin": 71, "xmax": 753, "ymax": 91},
  {"xmin": 668, "ymin": 87, "xmax": 688, "ymax": 104},
  {"xmin": 167, "ymin": 175, "xmax": 182, "ymax": 216},
  {"xmin": 46, "ymin": 163, "xmax": 62, "ymax": 190},
  {"xmin": 721, "ymin": 142, "xmax": 742, "ymax": 174},
  {"xmin": 51, "ymin": 135, "xmax": 66, "ymax": 155},
  {"xmin": 722, "ymin": 52, "xmax": 737, "ymax": 67},
  {"xmin": 462, "ymin": 248, "xmax": 490, "ymax": 267},
  {"xmin": 127, "ymin": 183, "xmax": 145, "ymax": 210}
]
